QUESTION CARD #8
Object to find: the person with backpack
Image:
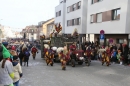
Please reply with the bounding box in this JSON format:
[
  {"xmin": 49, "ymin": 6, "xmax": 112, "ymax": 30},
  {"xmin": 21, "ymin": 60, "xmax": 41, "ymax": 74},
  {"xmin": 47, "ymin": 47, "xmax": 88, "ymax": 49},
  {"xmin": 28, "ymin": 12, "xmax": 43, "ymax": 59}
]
[{"xmin": 23, "ymin": 48, "xmax": 30, "ymax": 67}]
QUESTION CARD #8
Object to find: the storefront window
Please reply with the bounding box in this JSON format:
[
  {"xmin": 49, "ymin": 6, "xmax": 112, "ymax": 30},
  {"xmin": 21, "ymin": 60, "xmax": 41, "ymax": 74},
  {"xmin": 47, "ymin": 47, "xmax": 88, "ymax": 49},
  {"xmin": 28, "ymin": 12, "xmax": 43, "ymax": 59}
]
[
  {"xmin": 129, "ymin": 34, "xmax": 130, "ymax": 39},
  {"xmin": 119, "ymin": 39, "xmax": 123, "ymax": 43}
]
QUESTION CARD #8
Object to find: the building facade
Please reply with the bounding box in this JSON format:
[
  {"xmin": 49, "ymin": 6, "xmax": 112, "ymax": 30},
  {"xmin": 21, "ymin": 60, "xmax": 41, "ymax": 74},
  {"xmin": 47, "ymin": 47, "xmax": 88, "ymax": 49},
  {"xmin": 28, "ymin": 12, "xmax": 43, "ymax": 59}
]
[
  {"xmin": 24, "ymin": 25, "xmax": 38, "ymax": 41},
  {"xmin": 87, "ymin": 0, "xmax": 130, "ymax": 46},
  {"xmin": 46, "ymin": 21, "xmax": 55, "ymax": 38},
  {"xmin": 55, "ymin": 0, "xmax": 66, "ymax": 33},
  {"xmin": 55, "ymin": 0, "xmax": 87, "ymax": 43},
  {"xmin": 55, "ymin": 0, "xmax": 87, "ymax": 34},
  {"xmin": 42, "ymin": 18, "xmax": 54, "ymax": 38}
]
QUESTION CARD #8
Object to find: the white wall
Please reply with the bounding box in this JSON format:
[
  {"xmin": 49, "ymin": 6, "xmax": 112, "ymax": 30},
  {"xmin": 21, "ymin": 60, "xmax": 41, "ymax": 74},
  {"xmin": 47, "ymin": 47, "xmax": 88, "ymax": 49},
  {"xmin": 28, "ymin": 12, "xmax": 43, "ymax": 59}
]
[
  {"xmin": 65, "ymin": 0, "xmax": 87, "ymax": 34},
  {"xmin": 65, "ymin": 0, "xmax": 82, "ymax": 34},
  {"xmin": 87, "ymin": 0, "xmax": 128, "ymax": 34},
  {"xmin": 126, "ymin": 0, "xmax": 130, "ymax": 34},
  {"xmin": 55, "ymin": 3, "xmax": 66, "ymax": 33}
]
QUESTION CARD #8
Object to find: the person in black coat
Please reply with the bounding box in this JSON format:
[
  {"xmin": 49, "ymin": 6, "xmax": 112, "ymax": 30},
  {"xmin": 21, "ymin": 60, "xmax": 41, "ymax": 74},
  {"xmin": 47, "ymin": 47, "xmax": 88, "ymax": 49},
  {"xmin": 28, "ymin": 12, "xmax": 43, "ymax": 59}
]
[
  {"xmin": 123, "ymin": 45, "xmax": 129, "ymax": 65},
  {"xmin": 18, "ymin": 44, "xmax": 24, "ymax": 66}
]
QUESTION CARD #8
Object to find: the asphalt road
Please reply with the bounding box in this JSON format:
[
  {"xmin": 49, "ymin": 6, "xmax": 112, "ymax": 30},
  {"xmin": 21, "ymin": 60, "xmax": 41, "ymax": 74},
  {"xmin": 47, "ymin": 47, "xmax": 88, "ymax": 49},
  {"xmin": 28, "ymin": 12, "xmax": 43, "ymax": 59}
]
[{"xmin": 1, "ymin": 51, "xmax": 130, "ymax": 86}]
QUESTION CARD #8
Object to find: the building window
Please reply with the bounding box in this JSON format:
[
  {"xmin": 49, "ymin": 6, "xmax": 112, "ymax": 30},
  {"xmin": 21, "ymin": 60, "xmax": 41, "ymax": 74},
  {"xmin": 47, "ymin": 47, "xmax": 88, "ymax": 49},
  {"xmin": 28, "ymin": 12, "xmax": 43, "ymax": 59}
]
[
  {"xmin": 91, "ymin": 0, "xmax": 94, "ymax": 4},
  {"xmin": 56, "ymin": 12, "xmax": 57, "ymax": 17},
  {"xmin": 112, "ymin": 8, "xmax": 120, "ymax": 20},
  {"xmin": 77, "ymin": 1, "xmax": 81, "ymax": 9},
  {"xmin": 67, "ymin": 20, "xmax": 70, "ymax": 26},
  {"xmin": 77, "ymin": 17, "xmax": 81, "ymax": 25},
  {"xmin": 117, "ymin": 39, "xmax": 124, "ymax": 43},
  {"xmin": 60, "ymin": 1, "xmax": 63, "ymax": 3},
  {"xmin": 59, "ymin": 11, "xmax": 61, "ymax": 16},
  {"xmin": 56, "ymin": 11, "xmax": 61, "ymax": 17},
  {"xmin": 73, "ymin": 4, "xmax": 77, "ymax": 11},
  {"xmin": 96, "ymin": 13, "xmax": 102, "ymax": 22},
  {"xmin": 67, "ymin": 7, "xmax": 70, "ymax": 13},
  {"xmin": 97, "ymin": 0, "xmax": 103, "ymax": 2},
  {"xmin": 72, "ymin": 19, "xmax": 76, "ymax": 26},
  {"xmin": 128, "ymin": 34, "xmax": 130, "ymax": 39},
  {"xmin": 64, "ymin": 0, "xmax": 66, "ymax": 3},
  {"xmin": 90, "ymin": 15, "xmax": 93, "ymax": 23}
]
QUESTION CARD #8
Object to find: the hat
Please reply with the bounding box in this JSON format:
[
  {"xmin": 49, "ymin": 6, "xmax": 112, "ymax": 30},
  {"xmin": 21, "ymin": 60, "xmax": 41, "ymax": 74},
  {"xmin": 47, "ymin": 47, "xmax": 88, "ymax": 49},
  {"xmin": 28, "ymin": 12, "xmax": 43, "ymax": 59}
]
[
  {"xmin": 2, "ymin": 44, "xmax": 10, "ymax": 59},
  {"xmin": 13, "ymin": 56, "xmax": 18, "ymax": 60}
]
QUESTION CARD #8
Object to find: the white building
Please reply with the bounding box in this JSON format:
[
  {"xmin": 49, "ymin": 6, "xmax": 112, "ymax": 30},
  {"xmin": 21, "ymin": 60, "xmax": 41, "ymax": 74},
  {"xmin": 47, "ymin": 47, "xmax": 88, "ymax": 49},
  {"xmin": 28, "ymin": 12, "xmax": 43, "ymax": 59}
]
[
  {"xmin": 55, "ymin": 0, "xmax": 87, "ymax": 42},
  {"xmin": 55, "ymin": 0, "xmax": 130, "ymax": 46},
  {"xmin": 87, "ymin": 0, "xmax": 130, "ymax": 45},
  {"xmin": 55, "ymin": 0, "xmax": 87, "ymax": 34},
  {"xmin": 55, "ymin": 0, "xmax": 66, "ymax": 33}
]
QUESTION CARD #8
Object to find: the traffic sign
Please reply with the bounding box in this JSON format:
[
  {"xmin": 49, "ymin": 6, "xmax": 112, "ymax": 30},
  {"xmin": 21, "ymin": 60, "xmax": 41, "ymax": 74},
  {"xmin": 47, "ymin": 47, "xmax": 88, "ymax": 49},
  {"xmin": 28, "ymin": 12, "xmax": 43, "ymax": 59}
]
[{"xmin": 100, "ymin": 34, "xmax": 104, "ymax": 39}]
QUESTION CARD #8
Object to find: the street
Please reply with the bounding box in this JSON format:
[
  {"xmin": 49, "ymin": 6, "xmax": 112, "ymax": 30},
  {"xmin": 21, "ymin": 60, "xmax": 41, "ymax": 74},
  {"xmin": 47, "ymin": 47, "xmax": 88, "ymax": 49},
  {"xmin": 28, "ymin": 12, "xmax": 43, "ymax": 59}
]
[{"xmin": 18, "ymin": 51, "xmax": 130, "ymax": 86}]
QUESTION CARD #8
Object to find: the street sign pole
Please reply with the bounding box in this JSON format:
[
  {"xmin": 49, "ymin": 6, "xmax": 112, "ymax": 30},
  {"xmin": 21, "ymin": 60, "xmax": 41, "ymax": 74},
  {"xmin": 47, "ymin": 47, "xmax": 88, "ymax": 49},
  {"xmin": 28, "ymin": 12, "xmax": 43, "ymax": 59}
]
[{"xmin": 100, "ymin": 30, "xmax": 105, "ymax": 46}]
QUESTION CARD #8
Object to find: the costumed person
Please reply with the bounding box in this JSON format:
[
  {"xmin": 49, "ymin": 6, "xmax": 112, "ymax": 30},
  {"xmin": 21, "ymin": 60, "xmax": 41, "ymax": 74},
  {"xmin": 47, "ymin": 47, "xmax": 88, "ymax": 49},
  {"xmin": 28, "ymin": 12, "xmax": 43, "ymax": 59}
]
[
  {"xmin": 102, "ymin": 51, "xmax": 106, "ymax": 65},
  {"xmin": 69, "ymin": 42, "xmax": 76, "ymax": 52},
  {"xmin": 0, "ymin": 44, "xmax": 14, "ymax": 86},
  {"xmin": 84, "ymin": 47, "xmax": 91, "ymax": 66},
  {"xmin": 11, "ymin": 45, "xmax": 16, "ymax": 51},
  {"xmin": 12, "ymin": 56, "xmax": 23, "ymax": 86},
  {"xmin": 59, "ymin": 51, "xmax": 66, "ymax": 70},
  {"xmin": 43, "ymin": 44, "xmax": 49, "ymax": 59},
  {"xmin": 31, "ymin": 46, "xmax": 38, "ymax": 60},
  {"xmin": 45, "ymin": 46, "xmax": 54, "ymax": 66}
]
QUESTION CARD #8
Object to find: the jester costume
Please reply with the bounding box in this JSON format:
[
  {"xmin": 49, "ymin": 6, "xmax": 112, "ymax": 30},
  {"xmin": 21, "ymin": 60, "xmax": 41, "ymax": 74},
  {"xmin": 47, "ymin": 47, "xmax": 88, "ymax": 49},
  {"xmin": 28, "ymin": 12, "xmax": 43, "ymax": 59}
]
[
  {"xmin": 45, "ymin": 48, "xmax": 54, "ymax": 66},
  {"xmin": 59, "ymin": 51, "xmax": 66, "ymax": 70},
  {"xmin": 102, "ymin": 51, "xmax": 110, "ymax": 66}
]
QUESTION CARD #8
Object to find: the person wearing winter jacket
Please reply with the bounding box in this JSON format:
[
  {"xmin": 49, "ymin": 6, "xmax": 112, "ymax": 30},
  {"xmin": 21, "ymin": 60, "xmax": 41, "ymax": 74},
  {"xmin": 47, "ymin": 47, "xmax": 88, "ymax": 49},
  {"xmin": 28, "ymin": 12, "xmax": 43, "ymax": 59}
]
[
  {"xmin": 12, "ymin": 56, "xmax": 23, "ymax": 86},
  {"xmin": 0, "ymin": 44, "xmax": 14, "ymax": 86}
]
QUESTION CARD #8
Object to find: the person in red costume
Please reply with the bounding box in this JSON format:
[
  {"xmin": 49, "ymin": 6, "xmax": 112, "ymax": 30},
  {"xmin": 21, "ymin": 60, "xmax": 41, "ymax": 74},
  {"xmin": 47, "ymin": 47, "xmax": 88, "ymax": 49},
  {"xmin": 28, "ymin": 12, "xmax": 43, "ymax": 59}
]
[
  {"xmin": 69, "ymin": 42, "xmax": 76, "ymax": 52},
  {"xmin": 31, "ymin": 46, "xmax": 38, "ymax": 60},
  {"xmin": 59, "ymin": 51, "xmax": 66, "ymax": 70},
  {"xmin": 11, "ymin": 45, "xmax": 16, "ymax": 51}
]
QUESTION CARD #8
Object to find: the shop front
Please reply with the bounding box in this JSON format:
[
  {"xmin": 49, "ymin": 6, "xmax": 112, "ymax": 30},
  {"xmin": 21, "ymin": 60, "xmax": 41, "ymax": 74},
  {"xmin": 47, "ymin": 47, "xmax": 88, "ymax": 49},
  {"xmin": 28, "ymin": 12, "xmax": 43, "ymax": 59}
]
[{"xmin": 94, "ymin": 34, "xmax": 129, "ymax": 47}]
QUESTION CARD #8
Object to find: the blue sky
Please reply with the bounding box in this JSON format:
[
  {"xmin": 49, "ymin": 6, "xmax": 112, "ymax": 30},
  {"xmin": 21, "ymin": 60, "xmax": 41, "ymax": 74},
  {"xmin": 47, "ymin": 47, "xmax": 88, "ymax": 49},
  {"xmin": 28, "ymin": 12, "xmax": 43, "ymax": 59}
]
[{"xmin": 0, "ymin": 0, "xmax": 59, "ymax": 31}]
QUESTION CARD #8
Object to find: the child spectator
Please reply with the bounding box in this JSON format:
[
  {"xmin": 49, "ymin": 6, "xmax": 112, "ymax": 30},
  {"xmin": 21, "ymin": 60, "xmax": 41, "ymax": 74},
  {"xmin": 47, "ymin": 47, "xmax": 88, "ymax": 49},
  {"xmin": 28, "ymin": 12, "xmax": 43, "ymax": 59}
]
[
  {"xmin": 12, "ymin": 56, "xmax": 23, "ymax": 86},
  {"xmin": 111, "ymin": 49, "xmax": 117, "ymax": 63}
]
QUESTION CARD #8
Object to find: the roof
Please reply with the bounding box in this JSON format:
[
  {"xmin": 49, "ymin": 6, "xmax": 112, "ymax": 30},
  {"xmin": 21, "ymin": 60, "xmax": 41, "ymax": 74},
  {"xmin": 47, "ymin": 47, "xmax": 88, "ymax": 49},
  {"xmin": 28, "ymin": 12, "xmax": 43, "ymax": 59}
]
[
  {"xmin": 42, "ymin": 18, "xmax": 54, "ymax": 24},
  {"xmin": 47, "ymin": 21, "xmax": 54, "ymax": 25}
]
